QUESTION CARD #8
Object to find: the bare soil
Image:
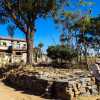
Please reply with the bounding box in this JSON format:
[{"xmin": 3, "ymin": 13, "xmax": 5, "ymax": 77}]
[
  {"xmin": 78, "ymin": 96, "xmax": 100, "ymax": 100},
  {"xmin": 0, "ymin": 81, "xmax": 45, "ymax": 100}
]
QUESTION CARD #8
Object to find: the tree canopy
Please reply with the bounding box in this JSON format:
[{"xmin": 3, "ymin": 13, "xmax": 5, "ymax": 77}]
[
  {"xmin": 0, "ymin": 0, "xmax": 65, "ymax": 64},
  {"xmin": 0, "ymin": 0, "xmax": 97, "ymax": 65},
  {"xmin": 47, "ymin": 45, "xmax": 77, "ymax": 64}
]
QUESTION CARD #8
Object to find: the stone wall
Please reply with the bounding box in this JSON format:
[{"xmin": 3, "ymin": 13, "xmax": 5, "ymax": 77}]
[
  {"xmin": 0, "ymin": 52, "xmax": 27, "ymax": 66},
  {"xmin": 3, "ymin": 67, "xmax": 99, "ymax": 100},
  {"xmin": 5, "ymin": 74, "xmax": 48, "ymax": 95},
  {"xmin": 52, "ymin": 76, "xmax": 97, "ymax": 100}
]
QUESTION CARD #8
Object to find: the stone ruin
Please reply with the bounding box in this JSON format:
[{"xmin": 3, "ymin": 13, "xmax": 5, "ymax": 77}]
[
  {"xmin": 3, "ymin": 67, "xmax": 99, "ymax": 100},
  {"xmin": 40, "ymin": 70, "xmax": 98, "ymax": 100}
]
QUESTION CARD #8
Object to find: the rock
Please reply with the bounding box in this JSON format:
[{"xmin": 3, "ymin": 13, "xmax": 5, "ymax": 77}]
[
  {"xmin": 80, "ymin": 87, "xmax": 86, "ymax": 95},
  {"xmin": 2, "ymin": 66, "xmax": 99, "ymax": 99}
]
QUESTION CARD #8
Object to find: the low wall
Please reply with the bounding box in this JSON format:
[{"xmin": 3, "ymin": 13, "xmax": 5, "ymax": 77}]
[
  {"xmin": 52, "ymin": 77, "xmax": 97, "ymax": 100},
  {"xmin": 3, "ymin": 67, "xmax": 98, "ymax": 100}
]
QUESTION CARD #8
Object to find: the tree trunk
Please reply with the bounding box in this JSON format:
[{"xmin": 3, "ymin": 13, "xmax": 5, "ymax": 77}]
[
  {"xmin": 11, "ymin": 40, "xmax": 14, "ymax": 63},
  {"xmin": 79, "ymin": 46, "xmax": 82, "ymax": 63},
  {"xmin": 75, "ymin": 31, "xmax": 79, "ymax": 63},
  {"xmin": 26, "ymin": 30, "xmax": 34, "ymax": 65},
  {"xmin": 84, "ymin": 43, "xmax": 88, "ymax": 69}
]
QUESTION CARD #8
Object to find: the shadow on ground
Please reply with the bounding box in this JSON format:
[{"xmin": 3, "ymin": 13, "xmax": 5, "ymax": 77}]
[{"xmin": 2, "ymin": 78, "xmax": 55, "ymax": 100}]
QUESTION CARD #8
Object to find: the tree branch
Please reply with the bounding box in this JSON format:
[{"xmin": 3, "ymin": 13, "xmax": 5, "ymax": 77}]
[{"xmin": 4, "ymin": 0, "xmax": 28, "ymax": 35}]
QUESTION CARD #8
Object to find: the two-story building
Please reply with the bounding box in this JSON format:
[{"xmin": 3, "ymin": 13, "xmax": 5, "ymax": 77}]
[{"xmin": 0, "ymin": 37, "xmax": 27, "ymax": 65}]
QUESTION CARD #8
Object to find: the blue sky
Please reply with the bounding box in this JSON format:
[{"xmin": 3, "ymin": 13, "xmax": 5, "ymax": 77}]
[
  {"xmin": 0, "ymin": 0, "xmax": 100, "ymax": 52},
  {"xmin": 0, "ymin": 17, "xmax": 60, "ymax": 52}
]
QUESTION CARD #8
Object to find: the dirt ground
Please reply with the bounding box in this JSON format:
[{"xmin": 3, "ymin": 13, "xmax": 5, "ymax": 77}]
[
  {"xmin": 78, "ymin": 96, "xmax": 100, "ymax": 100},
  {"xmin": 0, "ymin": 81, "xmax": 45, "ymax": 100},
  {"xmin": 0, "ymin": 80, "xmax": 100, "ymax": 100}
]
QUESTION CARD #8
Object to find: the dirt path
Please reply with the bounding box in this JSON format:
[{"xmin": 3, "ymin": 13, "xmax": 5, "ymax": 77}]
[
  {"xmin": 1, "ymin": 81, "xmax": 100, "ymax": 100},
  {"xmin": 0, "ymin": 81, "xmax": 45, "ymax": 100},
  {"xmin": 78, "ymin": 96, "xmax": 100, "ymax": 100}
]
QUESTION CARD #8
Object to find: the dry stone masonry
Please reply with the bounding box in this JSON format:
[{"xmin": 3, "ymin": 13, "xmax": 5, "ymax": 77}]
[{"xmin": 3, "ymin": 66, "xmax": 99, "ymax": 100}]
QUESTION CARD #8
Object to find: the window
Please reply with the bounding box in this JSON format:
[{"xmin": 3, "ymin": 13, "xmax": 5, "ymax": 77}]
[
  {"xmin": 16, "ymin": 52, "xmax": 21, "ymax": 55},
  {"xmin": 24, "ymin": 44, "xmax": 26, "ymax": 46},
  {"xmin": 0, "ymin": 41, "xmax": 2, "ymax": 45},
  {"xmin": 3, "ymin": 42, "xmax": 6, "ymax": 46}
]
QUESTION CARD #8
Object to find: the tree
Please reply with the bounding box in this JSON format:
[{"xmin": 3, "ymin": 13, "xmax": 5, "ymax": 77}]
[
  {"xmin": 0, "ymin": 0, "xmax": 64, "ymax": 65},
  {"xmin": 33, "ymin": 47, "xmax": 39, "ymax": 63},
  {"xmin": 83, "ymin": 16, "xmax": 100, "ymax": 58},
  {"xmin": 7, "ymin": 24, "xmax": 16, "ymax": 38},
  {"xmin": 67, "ymin": 6, "xmax": 93, "ymax": 66},
  {"xmin": 47, "ymin": 45, "xmax": 77, "ymax": 65},
  {"xmin": 73, "ymin": 15, "xmax": 100, "ymax": 65},
  {"xmin": 55, "ymin": 0, "xmax": 94, "ymax": 65},
  {"xmin": 7, "ymin": 24, "xmax": 16, "ymax": 63},
  {"xmin": 38, "ymin": 42, "xmax": 44, "ymax": 59},
  {"xmin": 0, "ymin": 0, "xmax": 94, "ymax": 65},
  {"xmin": 60, "ymin": 33, "xmax": 66, "ymax": 46}
]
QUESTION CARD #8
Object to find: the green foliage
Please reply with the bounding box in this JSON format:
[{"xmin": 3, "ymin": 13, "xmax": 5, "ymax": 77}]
[
  {"xmin": 0, "ymin": 0, "xmax": 62, "ymax": 36},
  {"xmin": 38, "ymin": 42, "xmax": 44, "ymax": 49},
  {"xmin": 47, "ymin": 45, "xmax": 77, "ymax": 63},
  {"xmin": 79, "ymin": 0, "xmax": 95, "ymax": 6},
  {"xmin": 0, "ymin": 0, "xmax": 95, "ymax": 64},
  {"xmin": 87, "ymin": 16, "xmax": 100, "ymax": 36},
  {"xmin": 0, "ymin": 0, "xmax": 64, "ymax": 64}
]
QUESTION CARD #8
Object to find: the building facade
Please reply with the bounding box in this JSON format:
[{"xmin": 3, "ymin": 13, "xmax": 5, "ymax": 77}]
[
  {"xmin": 0, "ymin": 37, "xmax": 27, "ymax": 65},
  {"xmin": 0, "ymin": 37, "xmax": 52, "ymax": 66}
]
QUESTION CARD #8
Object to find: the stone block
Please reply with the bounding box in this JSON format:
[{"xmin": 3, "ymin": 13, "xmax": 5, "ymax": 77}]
[
  {"xmin": 91, "ymin": 77, "xmax": 96, "ymax": 85},
  {"xmin": 80, "ymin": 87, "xmax": 86, "ymax": 94}
]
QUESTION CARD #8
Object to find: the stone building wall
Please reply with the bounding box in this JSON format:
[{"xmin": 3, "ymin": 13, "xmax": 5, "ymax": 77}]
[{"xmin": 0, "ymin": 52, "xmax": 27, "ymax": 66}]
